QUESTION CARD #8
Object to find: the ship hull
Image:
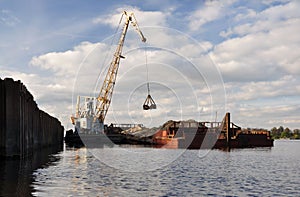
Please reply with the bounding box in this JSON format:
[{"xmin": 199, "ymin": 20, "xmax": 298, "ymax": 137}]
[
  {"xmin": 154, "ymin": 132, "xmax": 274, "ymax": 149},
  {"xmin": 78, "ymin": 133, "xmax": 115, "ymax": 148}
]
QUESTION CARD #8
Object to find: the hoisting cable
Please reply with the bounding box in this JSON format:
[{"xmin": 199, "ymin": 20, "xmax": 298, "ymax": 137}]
[
  {"xmin": 145, "ymin": 46, "xmax": 150, "ymax": 95},
  {"xmin": 143, "ymin": 46, "xmax": 157, "ymax": 110}
]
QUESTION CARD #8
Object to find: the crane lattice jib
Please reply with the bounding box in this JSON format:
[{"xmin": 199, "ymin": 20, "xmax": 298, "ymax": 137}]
[{"xmin": 95, "ymin": 11, "xmax": 146, "ymax": 123}]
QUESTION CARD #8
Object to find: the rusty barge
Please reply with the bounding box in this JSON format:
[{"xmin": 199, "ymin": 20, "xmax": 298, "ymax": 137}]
[
  {"xmin": 119, "ymin": 113, "xmax": 273, "ymax": 149},
  {"xmin": 66, "ymin": 112, "xmax": 273, "ymax": 149}
]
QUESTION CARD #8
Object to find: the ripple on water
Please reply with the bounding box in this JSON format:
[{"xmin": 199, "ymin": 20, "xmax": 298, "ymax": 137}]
[{"xmin": 31, "ymin": 141, "xmax": 300, "ymax": 196}]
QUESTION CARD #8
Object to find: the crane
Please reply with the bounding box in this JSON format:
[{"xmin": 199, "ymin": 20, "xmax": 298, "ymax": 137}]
[
  {"xmin": 71, "ymin": 11, "xmax": 147, "ymax": 134},
  {"xmin": 95, "ymin": 11, "xmax": 146, "ymax": 123}
]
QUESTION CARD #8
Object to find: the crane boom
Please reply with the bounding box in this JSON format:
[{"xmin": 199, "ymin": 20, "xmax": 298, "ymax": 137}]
[{"xmin": 95, "ymin": 11, "xmax": 146, "ymax": 123}]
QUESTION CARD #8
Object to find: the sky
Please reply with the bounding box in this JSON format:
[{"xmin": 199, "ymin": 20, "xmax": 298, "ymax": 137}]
[{"xmin": 1, "ymin": 0, "xmax": 299, "ymax": 130}]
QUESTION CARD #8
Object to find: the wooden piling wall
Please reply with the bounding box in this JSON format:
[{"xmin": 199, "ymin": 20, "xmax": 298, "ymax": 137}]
[{"xmin": 0, "ymin": 78, "xmax": 64, "ymax": 157}]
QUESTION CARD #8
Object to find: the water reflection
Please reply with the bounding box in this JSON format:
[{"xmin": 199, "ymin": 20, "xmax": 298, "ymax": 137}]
[
  {"xmin": 1, "ymin": 141, "xmax": 299, "ymax": 196},
  {"xmin": 32, "ymin": 141, "xmax": 300, "ymax": 196},
  {"xmin": 0, "ymin": 146, "xmax": 62, "ymax": 196}
]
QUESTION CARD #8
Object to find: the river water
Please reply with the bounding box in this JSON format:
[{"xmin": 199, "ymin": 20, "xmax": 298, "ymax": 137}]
[{"xmin": 1, "ymin": 140, "xmax": 299, "ymax": 196}]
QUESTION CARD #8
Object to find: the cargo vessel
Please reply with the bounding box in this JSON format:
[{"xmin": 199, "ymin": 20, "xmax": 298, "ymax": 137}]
[
  {"xmin": 120, "ymin": 113, "xmax": 274, "ymax": 149},
  {"xmin": 66, "ymin": 112, "xmax": 273, "ymax": 149}
]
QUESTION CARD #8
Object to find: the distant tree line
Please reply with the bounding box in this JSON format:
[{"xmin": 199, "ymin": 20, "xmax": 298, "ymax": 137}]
[{"xmin": 271, "ymin": 126, "xmax": 300, "ymax": 139}]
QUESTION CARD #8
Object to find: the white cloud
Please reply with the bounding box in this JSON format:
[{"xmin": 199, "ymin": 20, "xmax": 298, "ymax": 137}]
[
  {"xmin": 233, "ymin": 8, "xmax": 257, "ymax": 22},
  {"xmin": 211, "ymin": 17, "xmax": 300, "ymax": 81},
  {"xmin": 30, "ymin": 41, "xmax": 104, "ymax": 77},
  {"xmin": 188, "ymin": 0, "xmax": 236, "ymax": 31},
  {"xmin": 261, "ymin": 1, "xmax": 300, "ymax": 20},
  {"xmin": 221, "ymin": 1, "xmax": 300, "ymax": 38},
  {"xmin": 93, "ymin": 7, "xmax": 168, "ymax": 28},
  {"xmin": 188, "ymin": 2, "xmax": 221, "ymax": 31},
  {"xmin": 226, "ymin": 75, "xmax": 300, "ymax": 102},
  {"xmin": 47, "ymin": 83, "xmax": 65, "ymax": 90},
  {"xmin": 227, "ymin": 102, "xmax": 300, "ymax": 129}
]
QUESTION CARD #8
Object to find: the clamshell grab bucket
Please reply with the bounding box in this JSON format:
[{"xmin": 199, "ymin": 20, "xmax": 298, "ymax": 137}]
[{"xmin": 143, "ymin": 94, "xmax": 156, "ymax": 110}]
